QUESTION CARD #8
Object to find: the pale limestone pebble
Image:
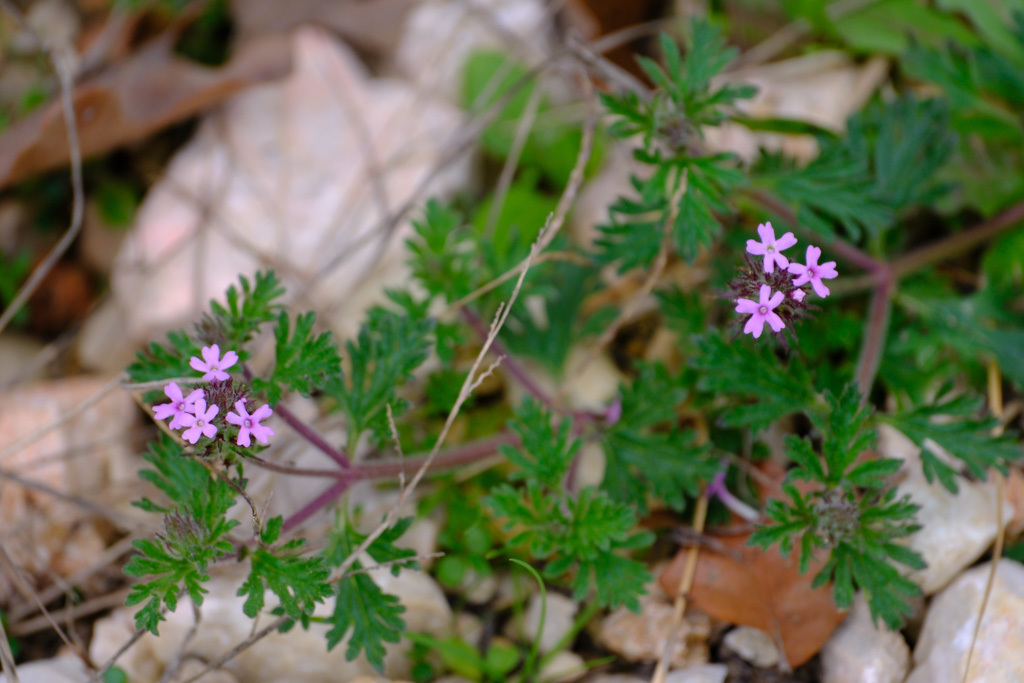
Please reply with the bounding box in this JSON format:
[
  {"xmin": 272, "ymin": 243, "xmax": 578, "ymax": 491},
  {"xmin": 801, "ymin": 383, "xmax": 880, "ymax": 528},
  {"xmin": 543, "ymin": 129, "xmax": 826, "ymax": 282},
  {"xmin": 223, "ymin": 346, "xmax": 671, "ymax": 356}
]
[
  {"xmin": 504, "ymin": 593, "xmax": 578, "ymax": 654},
  {"xmin": 347, "ymin": 678, "xmax": 413, "ymax": 683},
  {"xmin": 0, "ymin": 656, "xmax": 89, "ymax": 683},
  {"xmin": 92, "ymin": 567, "xmax": 451, "ymax": 683},
  {"xmin": 722, "ymin": 626, "xmax": 779, "ymax": 668},
  {"xmin": 392, "ymin": 0, "xmax": 551, "ymax": 103},
  {"xmin": 821, "ymin": 593, "xmax": 910, "ymax": 683},
  {"xmin": 462, "ymin": 568, "xmax": 499, "ymax": 605},
  {"xmin": 880, "ymin": 425, "xmax": 1014, "ymax": 595},
  {"xmin": 0, "ymin": 331, "xmax": 47, "ymax": 384},
  {"xmin": 586, "ymin": 676, "xmax": 647, "ymax": 683},
  {"xmin": 170, "ymin": 661, "xmax": 239, "ymax": 683},
  {"xmin": 538, "ymin": 650, "xmax": 587, "ymax": 682},
  {"xmin": 576, "ymin": 442, "xmax": 606, "ymax": 491},
  {"xmin": 0, "ymin": 376, "xmax": 138, "ymax": 601},
  {"xmin": 494, "ymin": 571, "xmax": 532, "ymax": 610},
  {"xmin": 504, "ymin": 343, "xmax": 625, "ymax": 416},
  {"xmin": 81, "ymin": 26, "xmax": 470, "ymax": 372},
  {"xmin": 706, "ymin": 52, "xmax": 889, "ymax": 163},
  {"xmin": 453, "ymin": 613, "xmax": 484, "ymax": 646},
  {"xmin": 664, "ymin": 664, "xmax": 729, "ymax": 683},
  {"xmin": 595, "ymin": 594, "xmax": 712, "ymax": 668},
  {"xmin": 907, "ymin": 559, "xmax": 1024, "ymax": 683}
]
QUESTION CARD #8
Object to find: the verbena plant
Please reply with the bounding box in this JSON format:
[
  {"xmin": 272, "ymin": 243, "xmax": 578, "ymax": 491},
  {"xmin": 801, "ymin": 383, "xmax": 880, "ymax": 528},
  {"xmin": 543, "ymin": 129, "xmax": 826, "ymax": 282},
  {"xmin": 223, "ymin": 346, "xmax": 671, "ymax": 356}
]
[{"xmin": 121, "ymin": 15, "xmax": 1023, "ymax": 676}]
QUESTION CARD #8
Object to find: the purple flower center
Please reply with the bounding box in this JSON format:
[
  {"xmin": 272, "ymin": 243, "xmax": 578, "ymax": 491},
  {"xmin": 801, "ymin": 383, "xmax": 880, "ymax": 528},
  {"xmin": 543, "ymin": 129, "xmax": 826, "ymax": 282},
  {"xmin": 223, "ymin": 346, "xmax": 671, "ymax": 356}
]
[
  {"xmin": 176, "ymin": 401, "xmax": 185, "ymax": 410},
  {"xmin": 807, "ymin": 267, "xmax": 817, "ymax": 278},
  {"xmin": 244, "ymin": 419, "xmax": 252, "ymax": 428},
  {"xmin": 758, "ymin": 305, "xmax": 768, "ymax": 315}
]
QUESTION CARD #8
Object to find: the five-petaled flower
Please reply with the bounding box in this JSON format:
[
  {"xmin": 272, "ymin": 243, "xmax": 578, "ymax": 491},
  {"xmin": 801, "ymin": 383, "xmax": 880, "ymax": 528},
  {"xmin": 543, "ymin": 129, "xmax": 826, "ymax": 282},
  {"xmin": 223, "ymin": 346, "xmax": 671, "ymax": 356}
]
[
  {"xmin": 226, "ymin": 400, "xmax": 275, "ymax": 447},
  {"xmin": 179, "ymin": 399, "xmax": 219, "ymax": 444},
  {"xmin": 735, "ymin": 284, "xmax": 786, "ymax": 338},
  {"xmin": 789, "ymin": 245, "xmax": 839, "ymax": 298},
  {"xmin": 153, "ymin": 382, "xmax": 205, "ymax": 429},
  {"xmin": 190, "ymin": 344, "xmax": 238, "ymax": 382},
  {"xmin": 746, "ymin": 222, "xmax": 797, "ymax": 273}
]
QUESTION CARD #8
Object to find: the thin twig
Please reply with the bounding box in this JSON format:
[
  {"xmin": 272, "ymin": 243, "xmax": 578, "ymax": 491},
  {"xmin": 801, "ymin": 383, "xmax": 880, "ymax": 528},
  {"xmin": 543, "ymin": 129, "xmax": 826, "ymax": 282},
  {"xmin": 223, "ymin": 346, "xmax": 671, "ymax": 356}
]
[
  {"xmin": 652, "ymin": 493, "xmax": 709, "ymax": 683},
  {"xmin": 962, "ymin": 361, "xmax": 1008, "ymax": 683},
  {"xmin": 0, "ymin": 0, "xmax": 84, "ymax": 338}
]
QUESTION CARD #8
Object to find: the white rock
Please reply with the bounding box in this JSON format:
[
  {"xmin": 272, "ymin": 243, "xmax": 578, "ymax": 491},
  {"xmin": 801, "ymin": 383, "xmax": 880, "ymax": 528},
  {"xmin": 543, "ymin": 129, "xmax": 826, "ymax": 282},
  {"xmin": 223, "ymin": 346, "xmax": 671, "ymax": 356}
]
[
  {"xmin": 392, "ymin": 0, "xmax": 551, "ymax": 103},
  {"xmin": 881, "ymin": 426, "xmax": 1014, "ymax": 594},
  {"xmin": 0, "ymin": 376, "xmax": 138, "ymax": 601},
  {"xmin": 92, "ymin": 566, "xmax": 451, "ymax": 683},
  {"xmin": 706, "ymin": 51, "xmax": 888, "ymax": 163},
  {"xmin": 722, "ymin": 626, "xmax": 779, "ymax": 668},
  {"xmin": 595, "ymin": 594, "xmax": 711, "ymax": 668},
  {"xmin": 0, "ymin": 656, "xmax": 89, "ymax": 682},
  {"xmin": 0, "ymin": 332, "xmax": 47, "ymax": 384},
  {"xmin": 82, "ymin": 27, "xmax": 469, "ymax": 371},
  {"xmin": 821, "ymin": 593, "xmax": 910, "ymax": 683},
  {"xmin": 506, "ymin": 593, "xmax": 578, "ymax": 654},
  {"xmin": 907, "ymin": 559, "xmax": 1024, "ymax": 683},
  {"xmin": 538, "ymin": 650, "xmax": 586, "ymax": 682},
  {"xmin": 664, "ymin": 664, "xmax": 729, "ymax": 683},
  {"xmin": 587, "ymin": 676, "xmax": 647, "ymax": 683}
]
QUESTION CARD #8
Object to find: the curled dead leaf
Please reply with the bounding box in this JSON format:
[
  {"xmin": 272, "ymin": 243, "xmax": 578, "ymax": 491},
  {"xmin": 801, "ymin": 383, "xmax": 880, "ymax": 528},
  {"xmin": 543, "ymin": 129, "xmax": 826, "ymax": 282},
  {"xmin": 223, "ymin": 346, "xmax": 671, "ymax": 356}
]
[
  {"xmin": 660, "ymin": 532, "xmax": 846, "ymax": 668},
  {"xmin": 0, "ymin": 31, "xmax": 291, "ymax": 187}
]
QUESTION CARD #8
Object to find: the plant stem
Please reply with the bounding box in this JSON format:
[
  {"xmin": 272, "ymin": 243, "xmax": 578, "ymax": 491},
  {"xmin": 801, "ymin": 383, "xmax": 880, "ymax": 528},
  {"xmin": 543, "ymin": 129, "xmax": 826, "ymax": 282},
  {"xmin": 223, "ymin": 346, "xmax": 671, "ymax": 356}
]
[
  {"xmin": 277, "ymin": 433, "xmax": 519, "ymax": 533},
  {"xmin": 461, "ymin": 307, "xmax": 553, "ymax": 404},
  {"xmin": 891, "ymin": 198, "xmax": 1024, "ymax": 278},
  {"xmin": 855, "ymin": 269, "xmax": 894, "ymax": 393},
  {"xmin": 272, "ymin": 402, "xmax": 351, "ymax": 468},
  {"xmin": 241, "ymin": 365, "xmax": 350, "ymax": 468}
]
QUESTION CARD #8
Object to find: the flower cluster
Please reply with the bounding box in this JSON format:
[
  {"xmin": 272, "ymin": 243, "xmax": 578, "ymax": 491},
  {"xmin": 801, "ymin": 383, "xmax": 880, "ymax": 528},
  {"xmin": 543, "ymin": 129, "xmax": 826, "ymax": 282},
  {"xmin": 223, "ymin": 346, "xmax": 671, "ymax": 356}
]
[
  {"xmin": 730, "ymin": 222, "xmax": 838, "ymax": 339},
  {"xmin": 152, "ymin": 345, "xmax": 274, "ymax": 447}
]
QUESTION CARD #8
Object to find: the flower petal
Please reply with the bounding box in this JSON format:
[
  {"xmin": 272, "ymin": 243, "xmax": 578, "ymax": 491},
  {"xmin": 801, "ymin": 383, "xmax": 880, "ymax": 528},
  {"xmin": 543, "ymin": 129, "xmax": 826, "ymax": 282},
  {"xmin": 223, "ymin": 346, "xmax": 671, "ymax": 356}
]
[
  {"xmin": 812, "ymin": 278, "xmax": 831, "ymax": 298},
  {"xmin": 757, "ymin": 222, "xmax": 775, "ymax": 244},
  {"xmin": 758, "ymin": 284, "xmax": 772, "ymax": 304},
  {"xmin": 775, "ymin": 232, "xmax": 797, "ymax": 251},
  {"xmin": 735, "ymin": 298, "xmax": 760, "ymax": 314},
  {"xmin": 744, "ymin": 315, "xmax": 765, "ymax": 338},
  {"xmin": 251, "ymin": 405, "xmax": 273, "ymax": 421},
  {"xmin": 746, "ymin": 239, "xmax": 766, "ymax": 255},
  {"xmin": 768, "ymin": 290, "xmax": 784, "ymax": 308},
  {"xmin": 805, "ymin": 245, "xmax": 821, "ymax": 267},
  {"xmin": 766, "ymin": 312, "xmax": 786, "ymax": 332}
]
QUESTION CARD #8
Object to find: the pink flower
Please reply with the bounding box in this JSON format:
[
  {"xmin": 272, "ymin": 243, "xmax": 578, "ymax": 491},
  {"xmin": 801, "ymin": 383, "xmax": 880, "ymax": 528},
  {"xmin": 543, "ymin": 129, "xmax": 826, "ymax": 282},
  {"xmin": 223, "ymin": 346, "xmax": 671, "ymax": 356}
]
[
  {"xmin": 226, "ymin": 400, "xmax": 274, "ymax": 447},
  {"xmin": 735, "ymin": 284, "xmax": 785, "ymax": 338},
  {"xmin": 179, "ymin": 399, "xmax": 219, "ymax": 444},
  {"xmin": 746, "ymin": 222, "xmax": 797, "ymax": 273},
  {"xmin": 190, "ymin": 344, "xmax": 238, "ymax": 382},
  {"xmin": 153, "ymin": 382, "xmax": 205, "ymax": 429},
  {"xmin": 788, "ymin": 245, "xmax": 838, "ymax": 298},
  {"xmin": 791, "ymin": 289, "xmax": 805, "ymax": 302}
]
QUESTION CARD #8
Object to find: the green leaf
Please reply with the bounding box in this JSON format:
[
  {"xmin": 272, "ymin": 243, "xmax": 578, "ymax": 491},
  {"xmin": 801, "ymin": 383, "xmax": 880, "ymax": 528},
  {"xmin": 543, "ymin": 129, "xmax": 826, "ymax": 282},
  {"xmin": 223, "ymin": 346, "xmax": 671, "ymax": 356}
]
[
  {"xmin": 323, "ymin": 515, "xmax": 409, "ymax": 671},
  {"xmin": 239, "ymin": 535, "xmax": 331, "ymax": 621},
  {"xmin": 126, "ymin": 330, "xmax": 201, "ymax": 385},
  {"xmin": 124, "ymin": 436, "xmax": 240, "ymax": 634},
  {"xmin": 695, "ymin": 334, "xmax": 818, "ymax": 432},
  {"xmin": 882, "ymin": 390, "xmax": 1018, "ymax": 490},
  {"xmin": 499, "ymin": 397, "xmax": 580, "ymax": 489},
  {"xmin": 252, "ymin": 311, "xmax": 342, "ymax": 405},
  {"xmin": 602, "ymin": 365, "xmax": 715, "ymax": 512},
  {"xmin": 753, "ymin": 96, "xmax": 955, "ymax": 242},
  {"xmin": 208, "ymin": 271, "xmax": 286, "ymax": 350},
  {"xmin": 327, "ymin": 308, "xmax": 434, "ymax": 443},
  {"xmin": 833, "ymin": 0, "xmax": 978, "ymax": 55},
  {"xmin": 408, "ymin": 200, "xmax": 476, "ymax": 304}
]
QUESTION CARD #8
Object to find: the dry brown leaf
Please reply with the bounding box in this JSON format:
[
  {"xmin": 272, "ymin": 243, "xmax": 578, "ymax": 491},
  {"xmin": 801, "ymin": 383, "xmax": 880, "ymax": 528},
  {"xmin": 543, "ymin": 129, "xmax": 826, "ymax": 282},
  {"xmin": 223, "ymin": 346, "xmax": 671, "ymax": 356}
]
[
  {"xmin": 659, "ymin": 532, "xmax": 846, "ymax": 668},
  {"xmin": 235, "ymin": 0, "xmax": 416, "ymax": 54},
  {"xmin": 0, "ymin": 31, "xmax": 291, "ymax": 187}
]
